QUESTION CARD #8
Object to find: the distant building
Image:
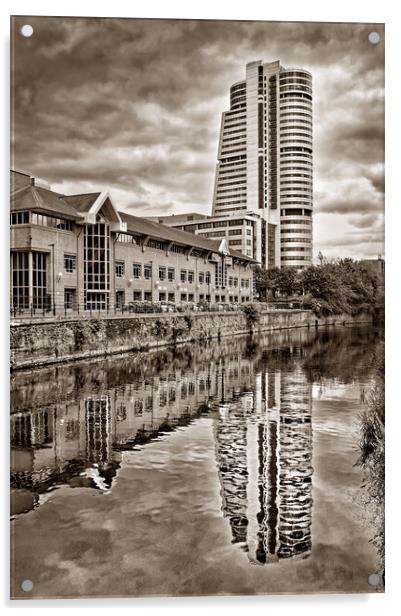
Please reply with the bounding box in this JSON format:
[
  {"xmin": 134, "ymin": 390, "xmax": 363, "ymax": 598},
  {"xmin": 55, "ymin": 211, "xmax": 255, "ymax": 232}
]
[
  {"xmin": 212, "ymin": 60, "xmax": 314, "ymax": 269},
  {"xmin": 148, "ymin": 211, "xmax": 264, "ymax": 263},
  {"xmin": 10, "ymin": 170, "xmax": 256, "ymax": 313}
]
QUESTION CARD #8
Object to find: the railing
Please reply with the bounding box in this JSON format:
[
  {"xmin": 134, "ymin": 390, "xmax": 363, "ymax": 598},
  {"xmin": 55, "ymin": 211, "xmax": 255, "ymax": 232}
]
[{"xmin": 10, "ymin": 300, "xmax": 249, "ymax": 320}]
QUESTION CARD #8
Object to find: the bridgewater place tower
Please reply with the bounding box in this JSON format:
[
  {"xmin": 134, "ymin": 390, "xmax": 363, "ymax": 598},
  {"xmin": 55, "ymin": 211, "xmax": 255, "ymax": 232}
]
[{"xmin": 212, "ymin": 60, "xmax": 313, "ymax": 269}]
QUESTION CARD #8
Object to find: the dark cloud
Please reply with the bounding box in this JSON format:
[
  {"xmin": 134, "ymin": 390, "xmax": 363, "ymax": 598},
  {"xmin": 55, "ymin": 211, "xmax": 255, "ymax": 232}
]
[{"xmin": 11, "ymin": 17, "xmax": 384, "ymax": 259}]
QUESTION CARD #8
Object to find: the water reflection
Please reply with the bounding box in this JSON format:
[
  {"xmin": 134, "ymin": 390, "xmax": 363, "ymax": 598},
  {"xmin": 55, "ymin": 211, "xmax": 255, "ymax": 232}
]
[
  {"xmin": 10, "ymin": 325, "xmax": 380, "ymax": 567},
  {"xmin": 214, "ymin": 361, "xmax": 312, "ymax": 565}
]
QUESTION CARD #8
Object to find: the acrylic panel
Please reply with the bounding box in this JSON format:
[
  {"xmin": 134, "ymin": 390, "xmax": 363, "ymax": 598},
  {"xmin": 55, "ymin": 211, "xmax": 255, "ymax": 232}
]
[{"xmin": 10, "ymin": 16, "xmax": 385, "ymax": 599}]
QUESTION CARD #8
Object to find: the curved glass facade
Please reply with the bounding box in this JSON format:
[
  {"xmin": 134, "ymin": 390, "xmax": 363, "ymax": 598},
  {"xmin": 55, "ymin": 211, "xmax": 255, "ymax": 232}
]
[{"xmin": 212, "ymin": 60, "xmax": 313, "ymax": 269}]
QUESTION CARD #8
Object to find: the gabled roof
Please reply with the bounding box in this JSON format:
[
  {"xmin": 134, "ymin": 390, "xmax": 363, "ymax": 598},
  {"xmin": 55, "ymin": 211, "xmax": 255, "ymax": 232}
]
[
  {"xmin": 62, "ymin": 192, "xmax": 101, "ymax": 213},
  {"xmin": 64, "ymin": 191, "xmax": 126, "ymax": 229}
]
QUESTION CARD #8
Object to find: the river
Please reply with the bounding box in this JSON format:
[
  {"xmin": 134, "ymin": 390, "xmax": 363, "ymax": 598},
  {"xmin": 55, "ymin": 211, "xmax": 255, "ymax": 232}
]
[{"xmin": 10, "ymin": 324, "xmax": 383, "ymax": 598}]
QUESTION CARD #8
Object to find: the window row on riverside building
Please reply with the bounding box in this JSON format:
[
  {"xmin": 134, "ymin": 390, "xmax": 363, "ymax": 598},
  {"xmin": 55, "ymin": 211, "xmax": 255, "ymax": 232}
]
[{"xmin": 10, "ymin": 170, "xmax": 255, "ymax": 314}]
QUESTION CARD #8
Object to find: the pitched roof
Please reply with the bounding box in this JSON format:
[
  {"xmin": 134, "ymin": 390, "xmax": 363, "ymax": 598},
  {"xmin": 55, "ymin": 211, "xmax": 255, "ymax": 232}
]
[
  {"xmin": 120, "ymin": 211, "xmax": 217, "ymax": 250},
  {"xmin": 119, "ymin": 211, "xmax": 256, "ymax": 262},
  {"xmin": 62, "ymin": 193, "xmax": 102, "ymax": 213},
  {"xmin": 9, "ymin": 169, "xmax": 256, "ymax": 262},
  {"xmin": 10, "ymin": 184, "xmax": 84, "ymax": 220}
]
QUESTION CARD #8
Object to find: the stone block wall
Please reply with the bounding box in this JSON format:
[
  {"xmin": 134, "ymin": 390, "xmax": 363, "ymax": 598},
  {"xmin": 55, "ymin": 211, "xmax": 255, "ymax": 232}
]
[{"xmin": 10, "ymin": 310, "xmax": 372, "ymax": 370}]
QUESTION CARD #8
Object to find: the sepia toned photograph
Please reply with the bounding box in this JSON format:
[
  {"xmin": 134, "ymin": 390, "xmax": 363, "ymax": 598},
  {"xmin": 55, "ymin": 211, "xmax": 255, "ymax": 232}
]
[{"xmin": 10, "ymin": 15, "xmax": 384, "ymax": 599}]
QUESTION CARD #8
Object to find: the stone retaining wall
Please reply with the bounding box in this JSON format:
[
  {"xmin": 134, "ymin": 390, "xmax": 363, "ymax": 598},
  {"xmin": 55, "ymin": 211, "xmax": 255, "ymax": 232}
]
[{"xmin": 10, "ymin": 310, "xmax": 372, "ymax": 370}]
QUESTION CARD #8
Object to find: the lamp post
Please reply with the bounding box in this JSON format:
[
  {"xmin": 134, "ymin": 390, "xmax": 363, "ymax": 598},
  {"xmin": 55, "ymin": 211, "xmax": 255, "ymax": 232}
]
[{"xmin": 48, "ymin": 243, "xmax": 55, "ymax": 315}]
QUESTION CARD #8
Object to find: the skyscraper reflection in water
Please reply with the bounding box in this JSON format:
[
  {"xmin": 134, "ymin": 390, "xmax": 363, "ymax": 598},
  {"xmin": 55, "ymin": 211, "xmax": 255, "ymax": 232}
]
[{"xmin": 214, "ymin": 363, "xmax": 313, "ymax": 565}]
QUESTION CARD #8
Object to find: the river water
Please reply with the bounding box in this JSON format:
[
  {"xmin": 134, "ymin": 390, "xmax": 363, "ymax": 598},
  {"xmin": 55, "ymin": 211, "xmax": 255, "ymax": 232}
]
[{"xmin": 10, "ymin": 324, "xmax": 382, "ymax": 598}]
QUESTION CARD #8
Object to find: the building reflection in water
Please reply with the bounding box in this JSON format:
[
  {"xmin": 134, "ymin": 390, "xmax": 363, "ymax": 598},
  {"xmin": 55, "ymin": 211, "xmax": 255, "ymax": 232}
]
[
  {"xmin": 10, "ymin": 336, "xmax": 313, "ymax": 566},
  {"xmin": 10, "ymin": 341, "xmax": 254, "ymax": 517},
  {"xmin": 213, "ymin": 358, "xmax": 313, "ymax": 565}
]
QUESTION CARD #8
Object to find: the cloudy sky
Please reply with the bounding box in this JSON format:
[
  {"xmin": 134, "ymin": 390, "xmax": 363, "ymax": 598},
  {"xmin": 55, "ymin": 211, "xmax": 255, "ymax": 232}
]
[{"xmin": 11, "ymin": 17, "xmax": 384, "ymax": 260}]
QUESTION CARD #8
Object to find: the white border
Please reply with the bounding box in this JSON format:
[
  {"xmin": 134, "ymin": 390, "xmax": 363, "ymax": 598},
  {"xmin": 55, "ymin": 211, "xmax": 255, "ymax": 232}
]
[{"xmin": 2, "ymin": 1, "xmax": 400, "ymax": 614}]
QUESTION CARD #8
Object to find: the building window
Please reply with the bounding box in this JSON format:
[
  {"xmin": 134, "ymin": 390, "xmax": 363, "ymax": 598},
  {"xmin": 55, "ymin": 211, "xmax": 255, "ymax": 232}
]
[
  {"xmin": 11, "ymin": 252, "xmax": 29, "ymax": 309},
  {"xmin": 133, "ymin": 263, "xmax": 142, "ymax": 279},
  {"xmin": 64, "ymin": 288, "xmax": 76, "ymax": 310},
  {"xmin": 133, "ymin": 290, "xmax": 142, "ymax": 301},
  {"xmin": 180, "ymin": 293, "xmax": 187, "ymax": 302},
  {"xmin": 188, "ymin": 293, "xmax": 194, "ymax": 302},
  {"xmin": 115, "ymin": 261, "xmax": 125, "ymax": 277},
  {"xmin": 84, "ymin": 223, "xmax": 110, "ymax": 310},
  {"xmin": 221, "ymin": 295, "xmax": 226, "ymax": 303},
  {"xmin": 205, "ymin": 271, "xmax": 211, "ymax": 284},
  {"xmin": 233, "ymin": 277, "xmax": 238, "ymax": 287},
  {"xmin": 228, "ymin": 277, "xmax": 233, "ymax": 287},
  {"xmin": 199, "ymin": 294, "xmax": 204, "ymax": 301},
  {"xmin": 148, "ymin": 239, "xmax": 166, "ymax": 251},
  {"xmin": 144, "ymin": 291, "xmax": 152, "ymax": 301},
  {"xmin": 31, "ymin": 213, "xmax": 73, "ymax": 230},
  {"xmin": 215, "ymin": 295, "xmax": 220, "ymax": 303},
  {"xmin": 188, "ymin": 271, "xmax": 194, "ymax": 284},
  {"xmin": 64, "ymin": 254, "xmax": 76, "ymax": 273},
  {"xmin": 168, "ymin": 292, "xmax": 175, "ymax": 303},
  {"xmin": 10, "ymin": 211, "xmax": 29, "ymax": 225},
  {"xmin": 115, "ymin": 290, "xmax": 125, "ymax": 308},
  {"xmin": 159, "ymin": 266, "xmax": 166, "ymax": 281},
  {"xmin": 215, "ymin": 263, "xmax": 222, "ymax": 287},
  {"xmin": 144, "ymin": 264, "xmax": 152, "ymax": 279},
  {"xmin": 199, "ymin": 272, "xmax": 204, "ymax": 284},
  {"xmin": 159, "ymin": 292, "xmax": 166, "ymax": 302},
  {"xmin": 32, "ymin": 252, "xmax": 48, "ymax": 309},
  {"xmin": 171, "ymin": 244, "xmax": 187, "ymax": 255},
  {"xmin": 167, "ymin": 267, "xmax": 175, "ymax": 282},
  {"xmin": 180, "ymin": 270, "xmax": 187, "ymax": 282},
  {"xmin": 117, "ymin": 233, "xmax": 137, "ymax": 244}
]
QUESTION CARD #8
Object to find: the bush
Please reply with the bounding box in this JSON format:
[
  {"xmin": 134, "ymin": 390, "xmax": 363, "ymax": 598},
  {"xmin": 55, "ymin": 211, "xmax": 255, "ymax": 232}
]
[{"xmin": 241, "ymin": 303, "xmax": 260, "ymax": 327}]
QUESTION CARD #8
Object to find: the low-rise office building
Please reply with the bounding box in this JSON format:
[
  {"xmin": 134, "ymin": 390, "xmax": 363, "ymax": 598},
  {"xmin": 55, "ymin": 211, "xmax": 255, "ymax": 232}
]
[
  {"xmin": 148, "ymin": 211, "xmax": 271, "ymax": 265},
  {"xmin": 10, "ymin": 170, "xmax": 255, "ymax": 314}
]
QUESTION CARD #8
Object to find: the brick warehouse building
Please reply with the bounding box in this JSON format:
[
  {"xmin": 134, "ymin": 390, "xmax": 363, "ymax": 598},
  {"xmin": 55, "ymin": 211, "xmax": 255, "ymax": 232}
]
[{"xmin": 10, "ymin": 170, "xmax": 255, "ymax": 314}]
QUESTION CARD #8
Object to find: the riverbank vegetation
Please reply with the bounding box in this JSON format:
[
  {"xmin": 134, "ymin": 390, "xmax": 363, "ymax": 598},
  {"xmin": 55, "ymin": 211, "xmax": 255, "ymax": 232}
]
[
  {"xmin": 255, "ymin": 259, "xmax": 381, "ymax": 317},
  {"xmin": 357, "ymin": 343, "xmax": 385, "ymax": 574}
]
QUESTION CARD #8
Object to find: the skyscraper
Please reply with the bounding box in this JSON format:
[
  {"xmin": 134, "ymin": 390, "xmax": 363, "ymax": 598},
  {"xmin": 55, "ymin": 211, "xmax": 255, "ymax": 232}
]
[{"xmin": 212, "ymin": 60, "xmax": 313, "ymax": 269}]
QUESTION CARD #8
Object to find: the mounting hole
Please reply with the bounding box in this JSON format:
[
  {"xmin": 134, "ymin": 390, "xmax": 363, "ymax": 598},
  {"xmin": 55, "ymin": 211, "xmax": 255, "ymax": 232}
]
[
  {"xmin": 20, "ymin": 24, "xmax": 34, "ymax": 38},
  {"xmin": 368, "ymin": 31, "xmax": 380, "ymax": 45},
  {"xmin": 368, "ymin": 573, "xmax": 380, "ymax": 586},
  {"xmin": 21, "ymin": 579, "xmax": 33, "ymax": 592}
]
